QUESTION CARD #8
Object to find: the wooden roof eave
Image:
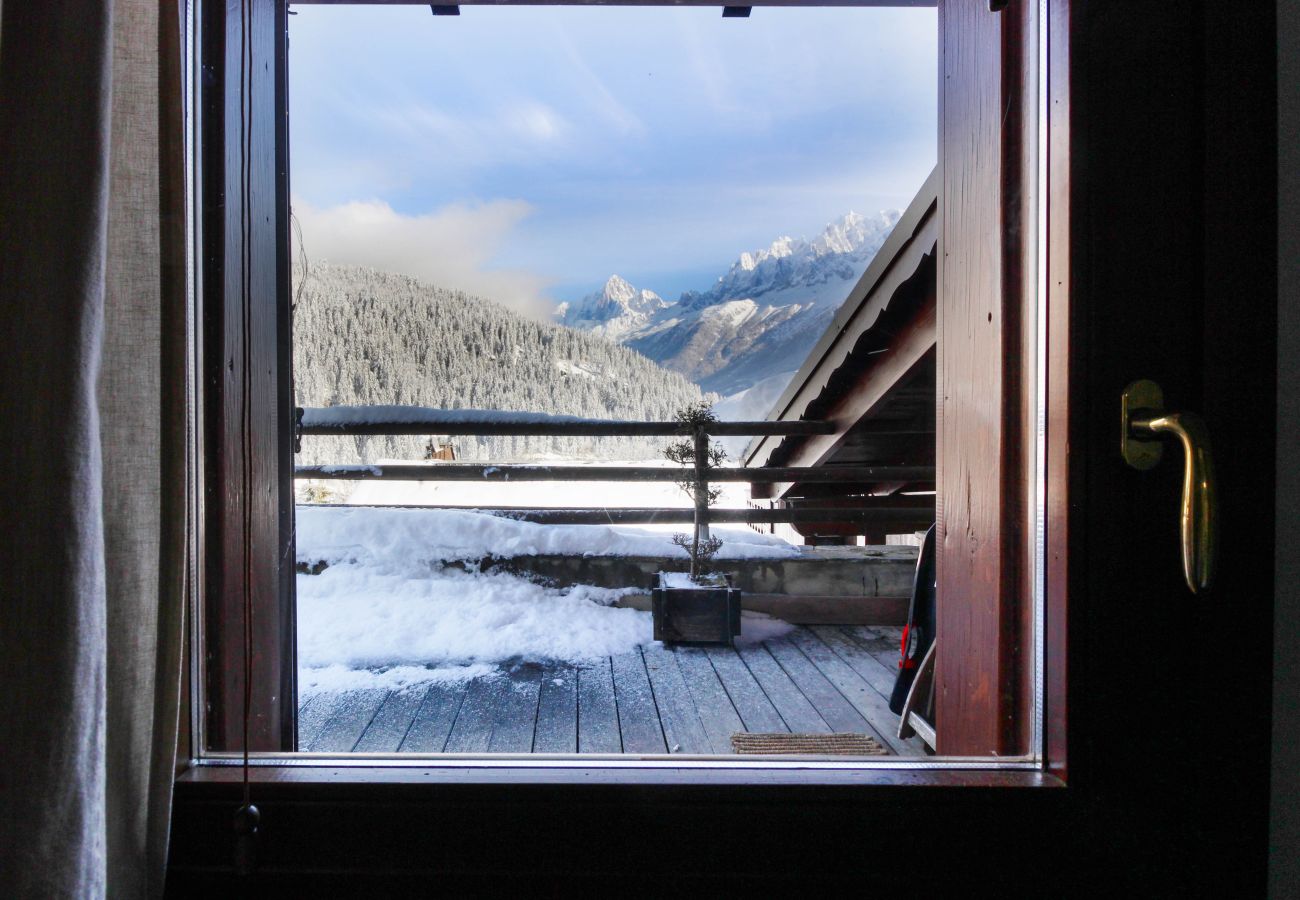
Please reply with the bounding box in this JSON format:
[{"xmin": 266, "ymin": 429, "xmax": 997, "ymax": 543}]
[
  {"xmin": 742, "ymin": 166, "xmax": 940, "ymax": 472},
  {"xmin": 758, "ymin": 303, "xmax": 935, "ymax": 500}
]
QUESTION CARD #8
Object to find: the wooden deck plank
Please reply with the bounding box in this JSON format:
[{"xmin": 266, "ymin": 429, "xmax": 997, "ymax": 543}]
[
  {"xmin": 858, "ymin": 624, "xmax": 907, "ymax": 646},
  {"xmin": 487, "ymin": 663, "xmax": 544, "ymax": 753},
  {"xmin": 305, "ymin": 629, "xmax": 921, "ymax": 756},
  {"xmin": 810, "ymin": 625, "xmax": 904, "ymax": 699},
  {"xmin": 839, "ymin": 625, "xmax": 909, "ymax": 675},
  {"xmin": 577, "ymin": 658, "xmax": 622, "ymax": 753},
  {"xmin": 875, "ymin": 626, "xmax": 905, "ymax": 642},
  {"xmin": 764, "ymin": 636, "xmax": 870, "ymax": 734},
  {"xmin": 533, "ymin": 662, "xmax": 578, "ymax": 753},
  {"xmin": 642, "ymin": 646, "xmax": 711, "ymax": 754},
  {"xmin": 353, "ymin": 688, "xmax": 428, "ymax": 753},
  {"xmin": 445, "ymin": 674, "xmax": 507, "ymax": 753},
  {"xmin": 735, "ymin": 644, "xmax": 832, "ymax": 734},
  {"xmin": 611, "ymin": 650, "xmax": 666, "ymax": 754},
  {"xmin": 310, "ymin": 689, "xmax": 389, "ymax": 753},
  {"xmin": 295, "ymin": 693, "xmax": 318, "ymax": 748},
  {"xmin": 398, "ymin": 679, "xmax": 471, "ymax": 753},
  {"xmin": 297, "ymin": 692, "xmax": 317, "ymax": 720},
  {"xmin": 786, "ymin": 629, "xmax": 921, "ymax": 755},
  {"xmin": 296, "ymin": 692, "xmax": 349, "ymax": 750},
  {"xmin": 674, "ymin": 648, "xmax": 745, "ymax": 755},
  {"xmin": 705, "ymin": 646, "xmax": 788, "ymax": 734}
]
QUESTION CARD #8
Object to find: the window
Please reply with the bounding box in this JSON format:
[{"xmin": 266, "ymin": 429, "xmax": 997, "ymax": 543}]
[{"xmin": 193, "ymin": 0, "xmax": 1057, "ymax": 773}]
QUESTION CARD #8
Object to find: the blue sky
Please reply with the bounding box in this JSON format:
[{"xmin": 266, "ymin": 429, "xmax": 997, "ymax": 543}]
[{"xmin": 289, "ymin": 4, "xmax": 936, "ymax": 315}]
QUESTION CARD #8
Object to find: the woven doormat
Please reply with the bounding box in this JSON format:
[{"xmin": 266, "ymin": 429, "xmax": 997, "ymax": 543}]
[{"xmin": 730, "ymin": 733, "xmax": 889, "ymax": 756}]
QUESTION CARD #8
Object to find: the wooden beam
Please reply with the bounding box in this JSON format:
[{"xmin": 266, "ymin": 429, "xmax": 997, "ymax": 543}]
[
  {"xmin": 203, "ymin": 0, "xmax": 295, "ymax": 753},
  {"xmin": 293, "ymin": 1, "xmax": 937, "ymax": 8},
  {"xmin": 294, "ymin": 502, "xmax": 935, "ymax": 526},
  {"xmin": 753, "ymin": 307, "xmax": 936, "ymax": 499},
  {"xmin": 296, "ymin": 463, "xmax": 936, "ymax": 483},
  {"xmin": 933, "ymin": 0, "xmax": 1032, "ymax": 757}
]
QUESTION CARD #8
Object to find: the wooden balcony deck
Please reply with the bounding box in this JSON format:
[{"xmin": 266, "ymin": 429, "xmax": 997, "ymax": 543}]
[{"xmin": 298, "ymin": 625, "xmax": 927, "ymax": 757}]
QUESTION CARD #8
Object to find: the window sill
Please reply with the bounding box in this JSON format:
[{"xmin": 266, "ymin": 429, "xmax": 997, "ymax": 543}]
[
  {"xmin": 177, "ymin": 757, "xmax": 1061, "ymax": 788},
  {"xmin": 169, "ymin": 758, "xmax": 1067, "ymax": 886}
]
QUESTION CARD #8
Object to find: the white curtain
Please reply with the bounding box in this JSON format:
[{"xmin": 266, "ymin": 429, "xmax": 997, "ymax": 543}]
[{"xmin": 0, "ymin": 1, "xmax": 189, "ymax": 896}]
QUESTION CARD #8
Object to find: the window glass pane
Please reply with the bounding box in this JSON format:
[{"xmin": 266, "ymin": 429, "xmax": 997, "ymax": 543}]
[{"xmin": 288, "ymin": 4, "xmax": 946, "ymax": 759}]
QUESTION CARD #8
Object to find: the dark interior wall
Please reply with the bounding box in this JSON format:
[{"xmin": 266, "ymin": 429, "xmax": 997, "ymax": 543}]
[{"xmin": 1272, "ymin": 1, "xmax": 1297, "ymax": 895}]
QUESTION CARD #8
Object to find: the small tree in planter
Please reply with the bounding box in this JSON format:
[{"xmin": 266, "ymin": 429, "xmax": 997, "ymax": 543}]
[
  {"xmin": 663, "ymin": 401, "xmax": 728, "ymax": 581},
  {"xmin": 653, "ymin": 402, "xmax": 741, "ymax": 645},
  {"xmin": 669, "ymin": 532, "xmax": 723, "ymax": 582}
]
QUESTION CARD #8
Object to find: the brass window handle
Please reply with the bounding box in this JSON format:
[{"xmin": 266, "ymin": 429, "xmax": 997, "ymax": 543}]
[{"xmin": 1121, "ymin": 380, "xmax": 1218, "ymax": 594}]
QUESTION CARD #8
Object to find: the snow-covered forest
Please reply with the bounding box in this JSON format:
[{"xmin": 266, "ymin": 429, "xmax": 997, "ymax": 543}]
[{"xmin": 292, "ymin": 264, "xmax": 711, "ymax": 465}]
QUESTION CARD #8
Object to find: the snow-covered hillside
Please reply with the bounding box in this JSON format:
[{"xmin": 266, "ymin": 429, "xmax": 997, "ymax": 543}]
[
  {"xmin": 556, "ymin": 211, "xmax": 900, "ymax": 395},
  {"xmin": 712, "ymin": 371, "xmax": 800, "ymax": 458},
  {"xmin": 293, "ymin": 264, "xmax": 710, "ymax": 465}
]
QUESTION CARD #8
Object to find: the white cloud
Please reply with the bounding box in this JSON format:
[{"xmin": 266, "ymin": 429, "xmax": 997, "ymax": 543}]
[
  {"xmin": 552, "ymin": 30, "xmax": 647, "ymax": 137},
  {"xmin": 357, "ymin": 98, "xmax": 573, "ymax": 176},
  {"xmin": 506, "ymin": 102, "xmax": 567, "ymax": 143},
  {"xmin": 293, "ymin": 198, "xmax": 552, "ymax": 319}
]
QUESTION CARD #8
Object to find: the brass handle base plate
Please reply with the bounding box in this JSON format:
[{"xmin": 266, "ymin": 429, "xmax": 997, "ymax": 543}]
[{"xmin": 1122, "ymin": 379, "xmax": 1165, "ymax": 470}]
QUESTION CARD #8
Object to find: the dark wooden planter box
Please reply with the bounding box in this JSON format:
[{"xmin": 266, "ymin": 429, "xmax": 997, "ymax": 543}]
[{"xmin": 651, "ymin": 573, "xmax": 742, "ymax": 646}]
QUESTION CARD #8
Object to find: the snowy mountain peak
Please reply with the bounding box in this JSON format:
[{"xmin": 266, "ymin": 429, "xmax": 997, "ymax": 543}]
[
  {"xmin": 697, "ymin": 208, "xmax": 901, "ymax": 311},
  {"xmin": 602, "ymin": 274, "xmax": 637, "ymax": 303},
  {"xmin": 555, "ymin": 274, "xmax": 668, "ymax": 342},
  {"xmin": 577, "ymin": 275, "xmax": 666, "ymax": 319},
  {"xmin": 736, "ymin": 235, "xmax": 795, "ymax": 274},
  {"xmin": 812, "ymin": 211, "xmax": 871, "ymax": 255},
  {"xmin": 559, "ymin": 207, "xmax": 903, "ymax": 393}
]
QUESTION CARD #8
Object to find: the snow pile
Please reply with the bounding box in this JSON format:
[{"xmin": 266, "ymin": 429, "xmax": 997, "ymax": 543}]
[
  {"xmin": 660, "ymin": 572, "xmax": 713, "ymax": 589},
  {"xmin": 296, "ymin": 505, "xmax": 800, "ymax": 568},
  {"xmin": 298, "ymin": 563, "xmax": 648, "ymax": 673},
  {"xmin": 296, "ymin": 505, "xmax": 797, "ymax": 693},
  {"xmin": 299, "ymin": 662, "xmax": 498, "ymax": 699},
  {"xmin": 735, "ymin": 611, "xmax": 796, "ymax": 644}
]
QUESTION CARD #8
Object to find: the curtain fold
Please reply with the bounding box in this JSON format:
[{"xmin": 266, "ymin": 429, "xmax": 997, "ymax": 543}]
[{"xmin": 0, "ymin": 1, "xmax": 189, "ymax": 896}]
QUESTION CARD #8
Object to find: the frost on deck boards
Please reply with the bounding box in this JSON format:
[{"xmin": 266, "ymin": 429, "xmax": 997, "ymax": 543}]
[{"xmin": 298, "ymin": 626, "xmax": 927, "ymax": 757}]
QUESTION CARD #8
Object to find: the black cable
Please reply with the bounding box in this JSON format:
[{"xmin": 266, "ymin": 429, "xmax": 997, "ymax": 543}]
[{"xmin": 233, "ymin": 0, "xmax": 261, "ymax": 877}]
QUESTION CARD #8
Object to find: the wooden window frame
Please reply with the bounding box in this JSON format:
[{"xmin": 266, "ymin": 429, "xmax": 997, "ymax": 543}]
[
  {"xmin": 196, "ymin": 0, "xmax": 296, "ymax": 752},
  {"xmin": 189, "ymin": 0, "xmax": 1065, "ymax": 773}
]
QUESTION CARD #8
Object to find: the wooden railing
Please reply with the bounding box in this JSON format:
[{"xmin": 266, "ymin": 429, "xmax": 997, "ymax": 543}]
[{"xmin": 293, "ymin": 406, "xmax": 936, "ymax": 533}]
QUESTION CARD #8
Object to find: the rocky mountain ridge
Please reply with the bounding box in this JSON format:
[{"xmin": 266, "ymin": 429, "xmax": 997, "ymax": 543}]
[{"xmin": 556, "ymin": 210, "xmax": 900, "ymax": 394}]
